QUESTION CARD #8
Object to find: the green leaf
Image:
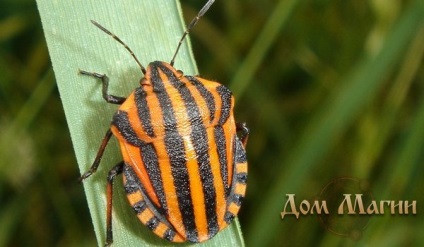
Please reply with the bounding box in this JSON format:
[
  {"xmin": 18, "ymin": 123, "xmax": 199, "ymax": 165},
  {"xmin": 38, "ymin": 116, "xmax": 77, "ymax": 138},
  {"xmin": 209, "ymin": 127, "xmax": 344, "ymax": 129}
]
[{"xmin": 36, "ymin": 0, "xmax": 245, "ymax": 246}]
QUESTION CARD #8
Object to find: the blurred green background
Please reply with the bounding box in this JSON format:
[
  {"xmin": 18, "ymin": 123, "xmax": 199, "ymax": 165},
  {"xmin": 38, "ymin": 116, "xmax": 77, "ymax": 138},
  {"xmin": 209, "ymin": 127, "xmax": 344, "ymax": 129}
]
[{"xmin": 1, "ymin": 0, "xmax": 424, "ymax": 246}]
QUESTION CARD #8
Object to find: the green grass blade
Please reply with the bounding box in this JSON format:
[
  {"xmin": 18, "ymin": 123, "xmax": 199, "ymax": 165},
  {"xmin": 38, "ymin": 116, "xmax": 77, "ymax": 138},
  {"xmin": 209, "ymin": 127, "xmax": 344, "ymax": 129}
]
[
  {"xmin": 36, "ymin": 0, "xmax": 245, "ymax": 246},
  {"xmin": 230, "ymin": 0, "xmax": 300, "ymax": 98}
]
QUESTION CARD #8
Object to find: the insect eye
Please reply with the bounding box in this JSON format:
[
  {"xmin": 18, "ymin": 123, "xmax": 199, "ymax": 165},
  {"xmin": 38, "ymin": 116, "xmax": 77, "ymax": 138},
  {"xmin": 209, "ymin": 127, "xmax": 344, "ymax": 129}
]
[
  {"xmin": 176, "ymin": 70, "xmax": 184, "ymax": 78},
  {"xmin": 140, "ymin": 78, "xmax": 149, "ymax": 86}
]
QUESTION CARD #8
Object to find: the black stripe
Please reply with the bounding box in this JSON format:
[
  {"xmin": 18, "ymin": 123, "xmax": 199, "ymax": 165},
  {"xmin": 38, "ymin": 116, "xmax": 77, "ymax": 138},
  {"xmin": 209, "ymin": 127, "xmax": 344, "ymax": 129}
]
[
  {"xmin": 234, "ymin": 137, "xmax": 247, "ymax": 163},
  {"xmin": 146, "ymin": 217, "xmax": 160, "ymax": 230},
  {"xmin": 216, "ymin": 85, "xmax": 232, "ymax": 126},
  {"xmin": 140, "ymin": 143, "xmax": 167, "ymax": 213},
  {"xmin": 133, "ymin": 200, "xmax": 148, "ymax": 215},
  {"xmin": 163, "ymin": 229, "xmax": 176, "ymax": 241},
  {"xmin": 186, "ymin": 76, "xmax": 216, "ymax": 123},
  {"xmin": 123, "ymin": 164, "xmax": 139, "ymax": 194},
  {"xmin": 235, "ymin": 172, "xmax": 247, "ymax": 184},
  {"xmin": 122, "ymin": 165, "xmax": 149, "ymax": 215},
  {"xmin": 123, "ymin": 165, "xmax": 166, "ymax": 216},
  {"xmin": 134, "ymin": 87, "xmax": 155, "ymax": 138},
  {"xmin": 192, "ymin": 123, "xmax": 219, "ymax": 238},
  {"xmin": 214, "ymin": 126, "xmax": 229, "ymax": 196},
  {"xmin": 224, "ymin": 211, "xmax": 235, "ymax": 224},
  {"xmin": 124, "ymin": 168, "xmax": 139, "ymax": 194},
  {"xmin": 158, "ymin": 63, "xmax": 219, "ymax": 238},
  {"xmin": 150, "ymin": 62, "xmax": 198, "ymax": 242},
  {"xmin": 111, "ymin": 110, "xmax": 145, "ymax": 147},
  {"xmin": 231, "ymin": 194, "xmax": 244, "ymax": 206}
]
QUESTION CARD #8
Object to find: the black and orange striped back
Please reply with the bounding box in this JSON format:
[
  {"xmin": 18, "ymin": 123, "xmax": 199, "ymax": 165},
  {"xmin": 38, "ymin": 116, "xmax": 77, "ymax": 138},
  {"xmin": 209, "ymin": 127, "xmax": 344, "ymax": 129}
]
[{"xmin": 110, "ymin": 61, "xmax": 245, "ymax": 242}]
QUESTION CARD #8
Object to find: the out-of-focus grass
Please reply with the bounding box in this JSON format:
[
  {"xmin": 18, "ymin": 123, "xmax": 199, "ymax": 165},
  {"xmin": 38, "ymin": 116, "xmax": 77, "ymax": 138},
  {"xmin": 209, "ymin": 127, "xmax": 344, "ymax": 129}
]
[{"xmin": 1, "ymin": 0, "xmax": 423, "ymax": 246}]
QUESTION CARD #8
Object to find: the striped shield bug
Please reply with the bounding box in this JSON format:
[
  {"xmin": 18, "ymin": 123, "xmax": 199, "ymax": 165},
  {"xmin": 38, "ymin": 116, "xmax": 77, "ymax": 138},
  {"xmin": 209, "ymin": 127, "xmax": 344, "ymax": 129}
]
[{"xmin": 79, "ymin": 0, "xmax": 248, "ymax": 245}]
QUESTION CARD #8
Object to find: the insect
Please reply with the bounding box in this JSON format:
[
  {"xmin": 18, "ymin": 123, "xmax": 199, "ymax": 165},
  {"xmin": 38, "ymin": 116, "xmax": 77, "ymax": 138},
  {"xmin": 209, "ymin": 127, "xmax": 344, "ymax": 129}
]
[{"xmin": 79, "ymin": 0, "xmax": 248, "ymax": 245}]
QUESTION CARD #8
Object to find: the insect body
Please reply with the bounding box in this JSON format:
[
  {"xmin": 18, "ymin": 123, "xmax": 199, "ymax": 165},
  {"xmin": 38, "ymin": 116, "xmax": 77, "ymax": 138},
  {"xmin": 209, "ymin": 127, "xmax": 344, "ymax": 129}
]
[{"xmin": 79, "ymin": 0, "xmax": 248, "ymax": 245}]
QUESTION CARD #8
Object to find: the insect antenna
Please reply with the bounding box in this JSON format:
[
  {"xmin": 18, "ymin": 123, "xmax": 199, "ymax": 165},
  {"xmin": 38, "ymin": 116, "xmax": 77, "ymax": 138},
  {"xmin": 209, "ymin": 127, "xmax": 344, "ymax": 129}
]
[
  {"xmin": 170, "ymin": 0, "xmax": 215, "ymax": 66},
  {"xmin": 90, "ymin": 20, "xmax": 147, "ymax": 74}
]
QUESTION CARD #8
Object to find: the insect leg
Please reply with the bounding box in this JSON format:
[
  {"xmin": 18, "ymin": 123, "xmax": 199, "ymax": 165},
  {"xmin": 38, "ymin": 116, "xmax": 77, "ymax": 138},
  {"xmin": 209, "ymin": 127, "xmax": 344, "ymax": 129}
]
[
  {"xmin": 79, "ymin": 70, "xmax": 127, "ymax": 104},
  {"xmin": 79, "ymin": 129, "xmax": 113, "ymax": 181},
  {"xmin": 236, "ymin": 122, "xmax": 249, "ymax": 148},
  {"xmin": 105, "ymin": 161, "xmax": 124, "ymax": 246}
]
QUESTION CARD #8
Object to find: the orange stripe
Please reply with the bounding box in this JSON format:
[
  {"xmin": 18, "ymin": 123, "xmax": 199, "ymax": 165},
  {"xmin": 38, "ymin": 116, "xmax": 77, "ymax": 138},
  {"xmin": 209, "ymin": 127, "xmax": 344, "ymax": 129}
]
[
  {"xmin": 228, "ymin": 202, "xmax": 241, "ymax": 215},
  {"xmin": 153, "ymin": 223, "xmax": 168, "ymax": 239},
  {"xmin": 171, "ymin": 232, "xmax": 186, "ymax": 242},
  {"xmin": 138, "ymin": 207, "xmax": 155, "ymax": 223},
  {"xmin": 236, "ymin": 162, "xmax": 248, "ymax": 174},
  {"xmin": 182, "ymin": 70, "xmax": 229, "ymax": 231},
  {"xmin": 180, "ymin": 76, "xmax": 213, "ymax": 127},
  {"xmin": 126, "ymin": 190, "xmax": 144, "ymax": 205},
  {"xmin": 223, "ymin": 119, "xmax": 236, "ymax": 186},
  {"xmin": 209, "ymin": 83, "xmax": 226, "ymax": 127},
  {"xmin": 144, "ymin": 65, "xmax": 187, "ymax": 238},
  {"xmin": 205, "ymin": 83, "xmax": 237, "ymax": 188},
  {"xmin": 111, "ymin": 125, "xmax": 162, "ymax": 206},
  {"xmin": 206, "ymin": 127, "xmax": 227, "ymax": 230},
  {"xmin": 193, "ymin": 75, "xmax": 239, "ymax": 231},
  {"xmin": 234, "ymin": 182, "xmax": 247, "ymax": 195},
  {"xmin": 127, "ymin": 145, "xmax": 162, "ymax": 207},
  {"xmin": 158, "ymin": 67, "xmax": 209, "ymax": 239},
  {"xmin": 119, "ymin": 92, "xmax": 154, "ymax": 143}
]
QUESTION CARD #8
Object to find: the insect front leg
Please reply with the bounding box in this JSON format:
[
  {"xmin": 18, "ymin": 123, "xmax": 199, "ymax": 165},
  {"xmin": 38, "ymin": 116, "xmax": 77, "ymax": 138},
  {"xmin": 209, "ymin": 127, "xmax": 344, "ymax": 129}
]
[
  {"xmin": 79, "ymin": 129, "xmax": 113, "ymax": 181},
  {"xmin": 79, "ymin": 70, "xmax": 126, "ymax": 104},
  {"xmin": 105, "ymin": 161, "xmax": 124, "ymax": 246}
]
